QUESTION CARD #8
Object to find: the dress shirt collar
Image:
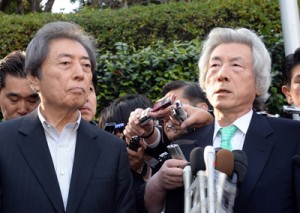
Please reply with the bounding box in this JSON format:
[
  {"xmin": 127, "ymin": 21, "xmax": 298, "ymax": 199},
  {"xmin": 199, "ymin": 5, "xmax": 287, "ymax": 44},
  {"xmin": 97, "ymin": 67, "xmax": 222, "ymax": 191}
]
[
  {"xmin": 37, "ymin": 105, "xmax": 81, "ymax": 131},
  {"xmin": 213, "ymin": 109, "xmax": 253, "ymax": 140}
]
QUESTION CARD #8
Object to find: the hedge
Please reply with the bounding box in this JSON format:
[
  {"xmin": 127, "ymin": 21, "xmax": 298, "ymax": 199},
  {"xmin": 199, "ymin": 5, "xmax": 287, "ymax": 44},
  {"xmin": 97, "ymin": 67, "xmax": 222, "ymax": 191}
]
[{"xmin": 0, "ymin": 0, "xmax": 292, "ymax": 118}]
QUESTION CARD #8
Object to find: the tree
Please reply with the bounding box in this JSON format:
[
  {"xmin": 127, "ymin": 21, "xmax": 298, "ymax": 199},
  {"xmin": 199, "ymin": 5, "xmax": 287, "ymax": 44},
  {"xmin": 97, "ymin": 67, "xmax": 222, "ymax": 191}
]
[{"xmin": 0, "ymin": 0, "xmax": 55, "ymax": 14}]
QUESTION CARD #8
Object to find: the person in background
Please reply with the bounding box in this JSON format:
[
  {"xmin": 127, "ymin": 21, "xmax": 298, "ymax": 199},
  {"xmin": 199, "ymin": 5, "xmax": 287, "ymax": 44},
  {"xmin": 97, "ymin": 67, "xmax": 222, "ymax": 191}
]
[
  {"xmin": 99, "ymin": 94, "xmax": 154, "ymax": 213},
  {"xmin": 161, "ymin": 80, "xmax": 212, "ymax": 141},
  {"xmin": 122, "ymin": 81, "xmax": 214, "ymax": 212},
  {"xmin": 0, "ymin": 21, "xmax": 136, "ymax": 212},
  {"xmin": 79, "ymin": 73, "xmax": 98, "ymax": 125},
  {"xmin": 99, "ymin": 94, "xmax": 154, "ymax": 179},
  {"xmin": 145, "ymin": 27, "xmax": 300, "ymax": 213},
  {"xmin": 282, "ymin": 47, "xmax": 300, "ymax": 107},
  {"xmin": 0, "ymin": 50, "xmax": 40, "ymax": 120},
  {"xmin": 124, "ymin": 80, "xmax": 214, "ymax": 152}
]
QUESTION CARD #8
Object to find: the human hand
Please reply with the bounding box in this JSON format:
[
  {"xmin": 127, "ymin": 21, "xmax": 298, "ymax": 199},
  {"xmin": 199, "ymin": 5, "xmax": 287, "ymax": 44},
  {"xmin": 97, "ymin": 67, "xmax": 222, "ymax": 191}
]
[
  {"xmin": 181, "ymin": 105, "xmax": 214, "ymax": 129},
  {"xmin": 124, "ymin": 108, "xmax": 155, "ymax": 140},
  {"xmin": 127, "ymin": 140, "xmax": 147, "ymax": 171},
  {"xmin": 155, "ymin": 159, "xmax": 188, "ymax": 190}
]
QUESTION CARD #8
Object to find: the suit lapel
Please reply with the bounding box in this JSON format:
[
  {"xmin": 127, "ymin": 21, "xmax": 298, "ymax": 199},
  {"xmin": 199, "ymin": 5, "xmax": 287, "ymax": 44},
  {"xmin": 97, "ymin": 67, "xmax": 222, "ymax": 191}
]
[
  {"xmin": 236, "ymin": 113, "xmax": 274, "ymax": 207},
  {"xmin": 66, "ymin": 120, "xmax": 101, "ymax": 213},
  {"xmin": 17, "ymin": 110, "xmax": 65, "ymax": 213}
]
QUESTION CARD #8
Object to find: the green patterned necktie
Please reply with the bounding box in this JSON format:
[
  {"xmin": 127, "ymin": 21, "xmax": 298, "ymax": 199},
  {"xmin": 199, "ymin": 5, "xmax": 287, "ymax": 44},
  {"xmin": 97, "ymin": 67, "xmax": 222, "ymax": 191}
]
[{"xmin": 220, "ymin": 125, "xmax": 238, "ymax": 151}]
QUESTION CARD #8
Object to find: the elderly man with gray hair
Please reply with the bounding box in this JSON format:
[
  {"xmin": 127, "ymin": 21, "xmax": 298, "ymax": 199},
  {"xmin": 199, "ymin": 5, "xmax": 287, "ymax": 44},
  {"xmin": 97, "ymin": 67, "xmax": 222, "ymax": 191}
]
[
  {"xmin": 0, "ymin": 21, "xmax": 136, "ymax": 213},
  {"xmin": 144, "ymin": 27, "xmax": 300, "ymax": 213}
]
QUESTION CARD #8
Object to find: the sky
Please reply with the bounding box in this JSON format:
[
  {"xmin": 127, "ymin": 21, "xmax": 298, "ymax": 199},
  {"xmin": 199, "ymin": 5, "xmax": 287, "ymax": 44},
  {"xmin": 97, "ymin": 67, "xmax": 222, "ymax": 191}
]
[{"xmin": 43, "ymin": 0, "xmax": 80, "ymax": 13}]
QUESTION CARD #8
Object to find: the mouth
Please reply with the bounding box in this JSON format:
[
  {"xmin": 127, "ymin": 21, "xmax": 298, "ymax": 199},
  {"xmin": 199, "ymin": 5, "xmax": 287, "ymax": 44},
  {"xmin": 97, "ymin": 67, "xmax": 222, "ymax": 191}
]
[
  {"xmin": 70, "ymin": 87, "xmax": 85, "ymax": 94},
  {"xmin": 79, "ymin": 107, "xmax": 90, "ymax": 112},
  {"xmin": 214, "ymin": 88, "xmax": 231, "ymax": 95}
]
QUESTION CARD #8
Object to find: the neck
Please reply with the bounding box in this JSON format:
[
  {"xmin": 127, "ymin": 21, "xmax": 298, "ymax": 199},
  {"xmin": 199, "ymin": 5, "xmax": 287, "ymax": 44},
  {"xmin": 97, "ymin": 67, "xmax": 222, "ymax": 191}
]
[
  {"xmin": 214, "ymin": 108, "xmax": 252, "ymax": 127},
  {"xmin": 39, "ymin": 103, "xmax": 79, "ymax": 133}
]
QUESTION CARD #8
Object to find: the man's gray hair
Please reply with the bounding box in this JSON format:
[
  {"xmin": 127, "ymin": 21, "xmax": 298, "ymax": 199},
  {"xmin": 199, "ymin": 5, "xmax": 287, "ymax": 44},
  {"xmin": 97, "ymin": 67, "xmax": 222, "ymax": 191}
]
[
  {"xmin": 198, "ymin": 27, "xmax": 271, "ymax": 106},
  {"xmin": 25, "ymin": 21, "xmax": 97, "ymax": 78}
]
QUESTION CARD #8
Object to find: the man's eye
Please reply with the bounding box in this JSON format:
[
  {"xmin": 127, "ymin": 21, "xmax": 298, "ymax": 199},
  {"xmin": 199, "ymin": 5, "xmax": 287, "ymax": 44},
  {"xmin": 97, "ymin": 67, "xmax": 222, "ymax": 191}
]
[
  {"xmin": 83, "ymin": 63, "xmax": 91, "ymax": 68},
  {"xmin": 210, "ymin": 63, "xmax": 219, "ymax": 67},
  {"xmin": 233, "ymin": 63, "xmax": 242, "ymax": 67},
  {"xmin": 61, "ymin": 62, "xmax": 70, "ymax": 65},
  {"xmin": 9, "ymin": 98, "xmax": 19, "ymax": 103},
  {"xmin": 28, "ymin": 97, "xmax": 40, "ymax": 103}
]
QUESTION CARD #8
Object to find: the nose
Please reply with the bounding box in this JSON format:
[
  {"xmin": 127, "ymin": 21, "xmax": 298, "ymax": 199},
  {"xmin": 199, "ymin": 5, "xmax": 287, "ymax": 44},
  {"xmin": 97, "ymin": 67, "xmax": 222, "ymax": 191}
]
[
  {"xmin": 17, "ymin": 101, "xmax": 29, "ymax": 116},
  {"xmin": 217, "ymin": 64, "xmax": 230, "ymax": 82},
  {"xmin": 73, "ymin": 62, "xmax": 85, "ymax": 81}
]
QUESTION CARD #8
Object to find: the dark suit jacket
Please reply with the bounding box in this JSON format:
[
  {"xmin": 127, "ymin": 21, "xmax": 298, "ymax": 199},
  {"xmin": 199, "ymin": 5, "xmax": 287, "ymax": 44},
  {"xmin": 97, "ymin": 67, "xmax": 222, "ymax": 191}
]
[
  {"xmin": 0, "ymin": 110, "xmax": 137, "ymax": 213},
  {"xmin": 166, "ymin": 112, "xmax": 300, "ymax": 213}
]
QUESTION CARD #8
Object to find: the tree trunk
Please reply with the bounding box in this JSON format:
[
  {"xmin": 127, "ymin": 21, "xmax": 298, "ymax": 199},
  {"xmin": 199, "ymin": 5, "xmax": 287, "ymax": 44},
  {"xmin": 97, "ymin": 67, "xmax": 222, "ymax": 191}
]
[
  {"xmin": 29, "ymin": 0, "xmax": 42, "ymax": 12},
  {"xmin": 16, "ymin": 0, "xmax": 24, "ymax": 14},
  {"xmin": 44, "ymin": 0, "xmax": 55, "ymax": 12}
]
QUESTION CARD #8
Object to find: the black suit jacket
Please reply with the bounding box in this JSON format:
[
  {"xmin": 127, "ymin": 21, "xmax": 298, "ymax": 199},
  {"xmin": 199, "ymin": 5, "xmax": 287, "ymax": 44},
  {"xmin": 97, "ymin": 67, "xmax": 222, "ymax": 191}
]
[
  {"xmin": 167, "ymin": 112, "xmax": 300, "ymax": 213},
  {"xmin": 0, "ymin": 110, "xmax": 137, "ymax": 213}
]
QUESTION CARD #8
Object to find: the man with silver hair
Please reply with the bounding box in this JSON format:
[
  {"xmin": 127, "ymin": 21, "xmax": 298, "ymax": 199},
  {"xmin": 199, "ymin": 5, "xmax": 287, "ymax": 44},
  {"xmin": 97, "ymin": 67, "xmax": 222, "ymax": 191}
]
[
  {"xmin": 144, "ymin": 27, "xmax": 300, "ymax": 213},
  {"xmin": 0, "ymin": 21, "xmax": 136, "ymax": 212}
]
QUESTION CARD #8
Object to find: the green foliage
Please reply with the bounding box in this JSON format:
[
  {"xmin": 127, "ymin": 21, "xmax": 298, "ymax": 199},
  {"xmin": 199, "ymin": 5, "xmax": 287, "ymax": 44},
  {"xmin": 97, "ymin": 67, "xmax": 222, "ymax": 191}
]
[
  {"xmin": 96, "ymin": 40, "xmax": 201, "ymax": 109},
  {"xmin": 0, "ymin": 0, "xmax": 291, "ymax": 116},
  {"xmin": 0, "ymin": 12, "xmax": 68, "ymax": 56}
]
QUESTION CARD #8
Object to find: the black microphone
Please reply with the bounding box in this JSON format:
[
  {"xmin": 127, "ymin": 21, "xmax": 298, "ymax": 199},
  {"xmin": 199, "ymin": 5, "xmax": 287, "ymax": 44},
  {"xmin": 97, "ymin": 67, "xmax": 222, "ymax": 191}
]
[
  {"xmin": 190, "ymin": 147, "xmax": 206, "ymax": 176},
  {"xmin": 185, "ymin": 147, "xmax": 205, "ymax": 212},
  {"xmin": 293, "ymin": 155, "xmax": 300, "ymax": 167},
  {"xmin": 231, "ymin": 150, "xmax": 248, "ymax": 185}
]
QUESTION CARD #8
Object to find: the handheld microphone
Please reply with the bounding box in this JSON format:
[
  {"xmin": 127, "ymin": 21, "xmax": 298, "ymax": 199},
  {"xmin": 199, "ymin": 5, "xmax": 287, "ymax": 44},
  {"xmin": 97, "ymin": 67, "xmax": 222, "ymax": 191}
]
[
  {"xmin": 183, "ymin": 165, "xmax": 192, "ymax": 213},
  {"xmin": 190, "ymin": 147, "xmax": 206, "ymax": 176},
  {"xmin": 189, "ymin": 147, "xmax": 206, "ymax": 213},
  {"xmin": 215, "ymin": 149, "xmax": 234, "ymax": 210},
  {"xmin": 231, "ymin": 150, "xmax": 248, "ymax": 185},
  {"xmin": 215, "ymin": 149, "xmax": 234, "ymax": 176},
  {"xmin": 293, "ymin": 155, "xmax": 300, "ymax": 167},
  {"xmin": 204, "ymin": 146, "xmax": 216, "ymax": 213}
]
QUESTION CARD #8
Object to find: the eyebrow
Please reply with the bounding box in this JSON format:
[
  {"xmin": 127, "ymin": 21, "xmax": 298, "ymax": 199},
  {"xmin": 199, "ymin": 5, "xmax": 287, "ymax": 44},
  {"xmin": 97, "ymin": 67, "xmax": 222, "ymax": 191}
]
[
  {"xmin": 57, "ymin": 53, "xmax": 90, "ymax": 61},
  {"xmin": 210, "ymin": 56, "xmax": 244, "ymax": 62},
  {"xmin": 7, "ymin": 92, "xmax": 39, "ymax": 99}
]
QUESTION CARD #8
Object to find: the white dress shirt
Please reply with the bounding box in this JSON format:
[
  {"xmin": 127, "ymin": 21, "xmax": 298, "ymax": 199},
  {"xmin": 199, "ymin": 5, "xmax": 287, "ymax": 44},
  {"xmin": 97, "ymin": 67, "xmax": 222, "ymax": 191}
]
[
  {"xmin": 213, "ymin": 110, "xmax": 253, "ymax": 150},
  {"xmin": 38, "ymin": 107, "xmax": 81, "ymax": 210}
]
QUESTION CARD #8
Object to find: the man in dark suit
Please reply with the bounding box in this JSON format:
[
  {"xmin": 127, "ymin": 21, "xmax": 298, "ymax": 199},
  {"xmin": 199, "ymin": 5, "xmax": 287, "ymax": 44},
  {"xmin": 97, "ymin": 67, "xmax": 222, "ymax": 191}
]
[
  {"xmin": 145, "ymin": 27, "xmax": 300, "ymax": 212},
  {"xmin": 0, "ymin": 21, "xmax": 136, "ymax": 212}
]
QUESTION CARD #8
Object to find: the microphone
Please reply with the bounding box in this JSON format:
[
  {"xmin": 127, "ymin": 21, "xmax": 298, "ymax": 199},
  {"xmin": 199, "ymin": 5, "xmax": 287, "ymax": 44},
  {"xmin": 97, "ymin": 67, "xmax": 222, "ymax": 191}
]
[
  {"xmin": 189, "ymin": 147, "xmax": 206, "ymax": 213},
  {"xmin": 190, "ymin": 147, "xmax": 206, "ymax": 176},
  {"xmin": 215, "ymin": 149, "xmax": 234, "ymax": 176},
  {"xmin": 231, "ymin": 150, "xmax": 248, "ymax": 185},
  {"xmin": 183, "ymin": 164, "xmax": 192, "ymax": 213},
  {"xmin": 215, "ymin": 149, "xmax": 234, "ymax": 210},
  {"xmin": 293, "ymin": 155, "xmax": 300, "ymax": 167},
  {"xmin": 204, "ymin": 146, "xmax": 216, "ymax": 213}
]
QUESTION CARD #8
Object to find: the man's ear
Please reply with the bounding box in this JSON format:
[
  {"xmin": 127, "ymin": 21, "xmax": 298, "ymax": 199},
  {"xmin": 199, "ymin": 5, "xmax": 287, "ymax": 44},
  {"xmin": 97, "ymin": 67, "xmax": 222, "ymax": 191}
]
[
  {"xmin": 282, "ymin": 85, "xmax": 293, "ymax": 104},
  {"xmin": 27, "ymin": 75, "xmax": 40, "ymax": 92},
  {"xmin": 195, "ymin": 102, "xmax": 209, "ymax": 111}
]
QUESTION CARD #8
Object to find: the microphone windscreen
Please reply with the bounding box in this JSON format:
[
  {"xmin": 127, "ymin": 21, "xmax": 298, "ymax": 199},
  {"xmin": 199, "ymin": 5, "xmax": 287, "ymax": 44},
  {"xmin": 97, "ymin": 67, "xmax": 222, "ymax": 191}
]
[
  {"xmin": 232, "ymin": 150, "xmax": 248, "ymax": 184},
  {"xmin": 190, "ymin": 147, "xmax": 206, "ymax": 176},
  {"xmin": 215, "ymin": 149, "xmax": 234, "ymax": 176},
  {"xmin": 293, "ymin": 155, "xmax": 300, "ymax": 167}
]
